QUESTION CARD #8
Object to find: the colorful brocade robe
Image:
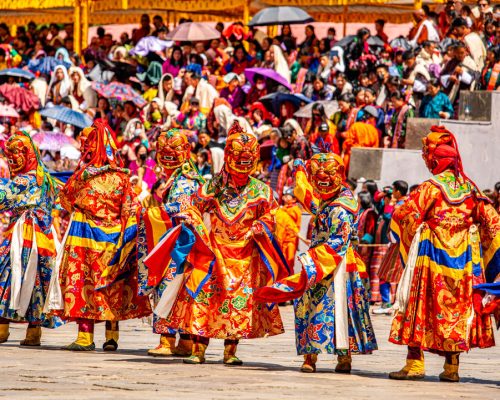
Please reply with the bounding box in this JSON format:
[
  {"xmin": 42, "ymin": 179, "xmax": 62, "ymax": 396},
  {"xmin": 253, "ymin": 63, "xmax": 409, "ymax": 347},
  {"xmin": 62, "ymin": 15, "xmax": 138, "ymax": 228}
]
[
  {"xmin": 389, "ymin": 171, "xmax": 500, "ymax": 352},
  {"xmin": 137, "ymin": 162, "xmax": 203, "ymax": 335},
  {"xmin": 256, "ymin": 165, "xmax": 377, "ymax": 355},
  {"xmin": 0, "ymin": 173, "xmax": 60, "ymax": 327},
  {"xmin": 161, "ymin": 170, "xmax": 290, "ymax": 340},
  {"xmin": 55, "ymin": 165, "xmax": 151, "ymax": 321}
]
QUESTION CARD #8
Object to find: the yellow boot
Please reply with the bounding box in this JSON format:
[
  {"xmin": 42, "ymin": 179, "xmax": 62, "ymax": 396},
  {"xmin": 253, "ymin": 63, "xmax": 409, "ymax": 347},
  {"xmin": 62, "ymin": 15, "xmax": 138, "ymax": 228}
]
[
  {"xmin": 148, "ymin": 334, "xmax": 176, "ymax": 357},
  {"xmin": 64, "ymin": 331, "xmax": 95, "ymax": 351},
  {"xmin": 183, "ymin": 342, "xmax": 208, "ymax": 364},
  {"xmin": 174, "ymin": 337, "xmax": 193, "ymax": 357},
  {"xmin": 20, "ymin": 326, "xmax": 42, "ymax": 346},
  {"xmin": 389, "ymin": 359, "xmax": 425, "ymax": 380},
  {"xmin": 335, "ymin": 354, "xmax": 352, "ymax": 374},
  {"xmin": 103, "ymin": 326, "xmax": 119, "ymax": 352},
  {"xmin": 300, "ymin": 354, "xmax": 318, "ymax": 373},
  {"xmin": 439, "ymin": 353, "xmax": 460, "ymax": 383},
  {"xmin": 0, "ymin": 323, "xmax": 9, "ymax": 344},
  {"xmin": 223, "ymin": 342, "xmax": 243, "ymax": 366}
]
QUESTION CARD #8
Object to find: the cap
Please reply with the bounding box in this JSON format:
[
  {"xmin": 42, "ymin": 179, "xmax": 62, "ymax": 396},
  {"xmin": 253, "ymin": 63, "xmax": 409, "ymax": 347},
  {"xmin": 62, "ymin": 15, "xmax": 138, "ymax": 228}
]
[
  {"xmin": 283, "ymin": 188, "xmax": 295, "ymax": 197},
  {"xmin": 223, "ymin": 72, "xmax": 239, "ymax": 84},
  {"xmin": 190, "ymin": 97, "xmax": 200, "ymax": 105},
  {"xmin": 364, "ymin": 105, "xmax": 379, "ymax": 118}
]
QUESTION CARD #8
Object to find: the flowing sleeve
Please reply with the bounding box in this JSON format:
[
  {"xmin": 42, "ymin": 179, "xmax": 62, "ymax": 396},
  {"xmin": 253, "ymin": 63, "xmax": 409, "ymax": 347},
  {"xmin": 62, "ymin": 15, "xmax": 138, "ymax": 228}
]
[
  {"xmin": 293, "ymin": 160, "xmax": 319, "ymax": 215},
  {"xmin": 390, "ymin": 181, "xmax": 437, "ymax": 265},
  {"xmin": 254, "ymin": 206, "xmax": 354, "ymax": 303},
  {"xmin": 475, "ymin": 199, "xmax": 500, "ymax": 283}
]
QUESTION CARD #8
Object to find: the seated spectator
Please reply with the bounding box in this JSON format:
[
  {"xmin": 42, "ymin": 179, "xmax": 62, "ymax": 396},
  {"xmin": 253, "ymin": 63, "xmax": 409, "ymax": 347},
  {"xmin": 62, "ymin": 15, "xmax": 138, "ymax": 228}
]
[{"xmin": 419, "ymin": 78, "xmax": 454, "ymax": 119}]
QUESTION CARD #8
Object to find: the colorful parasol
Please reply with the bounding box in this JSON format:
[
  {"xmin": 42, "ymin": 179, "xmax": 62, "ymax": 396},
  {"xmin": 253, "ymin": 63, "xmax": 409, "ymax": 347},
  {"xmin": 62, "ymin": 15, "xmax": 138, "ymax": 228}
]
[
  {"xmin": 0, "ymin": 83, "xmax": 40, "ymax": 113},
  {"xmin": 92, "ymin": 81, "xmax": 147, "ymax": 108},
  {"xmin": 31, "ymin": 130, "xmax": 79, "ymax": 151},
  {"xmin": 0, "ymin": 103, "xmax": 20, "ymax": 118},
  {"xmin": 39, "ymin": 106, "xmax": 93, "ymax": 129}
]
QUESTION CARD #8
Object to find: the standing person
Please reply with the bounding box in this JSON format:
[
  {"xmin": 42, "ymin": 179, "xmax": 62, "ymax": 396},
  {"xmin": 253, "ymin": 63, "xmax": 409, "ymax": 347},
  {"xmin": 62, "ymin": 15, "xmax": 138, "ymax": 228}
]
[
  {"xmin": 275, "ymin": 189, "xmax": 302, "ymax": 270},
  {"xmin": 255, "ymin": 154, "xmax": 377, "ymax": 373},
  {"xmin": 53, "ymin": 120, "xmax": 151, "ymax": 351},
  {"xmin": 408, "ymin": 9, "xmax": 440, "ymax": 47},
  {"xmin": 372, "ymin": 180, "xmax": 409, "ymax": 315},
  {"xmin": 357, "ymin": 191, "xmax": 378, "ymax": 278},
  {"xmin": 305, "ymin": 103, "xmax": 338, "ymax": 153},
  {"xmin": 385, "ymin": 91, "xmax": 414, "ymax": 149},
  {"xmin": 342, "ymin": 106, "xmax": 380, "ymax": 171},
  {"xmin": 0, "ymin": 133, "xmax": 60, "ymax": 346},
  {"xmin": 388, "ymin": 126, "xmax": 499, "ymax": 382},
  {"xmin": 138, "ymin": 129, "xmax": 204, "ymax": 357},
  {"xmin": 419, "ymin": 78, "xmax": 454, "ymax": 119},
  {"xmin": 149, "ymin": 122, "xmax": 290, "ymax": 365}
]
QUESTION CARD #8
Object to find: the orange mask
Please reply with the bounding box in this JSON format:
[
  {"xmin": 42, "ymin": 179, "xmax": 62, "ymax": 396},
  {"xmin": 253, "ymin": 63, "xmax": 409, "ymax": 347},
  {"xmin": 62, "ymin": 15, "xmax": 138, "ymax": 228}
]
[
  {"xmin": 307, "ymin": 153, "xmax": 345, "ymax": 199},
  {"xmin": 157, "ymin": 129, "xmax": 191, "ymax": 170},
  {"xmin": 79, "ymin": 126, "xmax": 98, "ymax": 161},
  {"xmin": 4, "ymin": 134, "xmax": 38, "ymax": 176},
  {"xmin": 224, "ymin": 127, "xmax": 259, "ymax": 176}
]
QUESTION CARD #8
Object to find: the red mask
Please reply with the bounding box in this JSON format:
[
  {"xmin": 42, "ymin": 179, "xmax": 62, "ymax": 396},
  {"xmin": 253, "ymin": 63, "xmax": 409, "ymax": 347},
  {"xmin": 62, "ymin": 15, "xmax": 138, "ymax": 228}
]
[
  {"xmin": 157, "ymin": 129, "xmax": 191, "ymax": 170},
  {"xmin": 224, "ymin": 132, "xmax": 259, "ymax": 176},
  {"xmin": 4, "ymin": 135, "xmax": 38, "ymax": 176},
  {"xmin": 307, "ymin": 153, "xmax": 345, "ymax": 200},
  {"xmin": 79, "ymin": 126, "xmax": 98, "ymax": 161}
]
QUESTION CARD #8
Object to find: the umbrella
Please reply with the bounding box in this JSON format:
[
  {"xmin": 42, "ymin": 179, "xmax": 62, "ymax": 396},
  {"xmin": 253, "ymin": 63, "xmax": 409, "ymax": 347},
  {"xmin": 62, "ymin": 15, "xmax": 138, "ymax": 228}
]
[
  {"xmin": 0, "ymin": 68, "xmax": 35, "ymax": 81},
  {"xmin": 244, "ymin": 67, "xmax": 292, "ymax": 91},
  {"xmin": 294, "ymin": 101, "xmax": 339, "ymax": 119},
  {"xmin": 39, "ymin": 106, "xmax": 93, "ymax": 129},
  {"xmin": 129, "ymin": 36, "xmax": 173, "ymax": 57},
  {"xmin": 31, "ymin": 131, "xmax": 78, "ymax": 151},
  {"xmin": 248, "ymin": 7, "xmax": 314, "ymax": 27},
  {"xmin": 0, "ymin": 104, "xmax": 20, "ymax": 118},
  {"xmin": 0, "ymin": 83, "xmax": 40, "ymax": 113},
  {"xmin": 92, "ymin": 82, "xmax": 147, "ymax": 108},
  {"xmin": 390, "ymin": 36, "xmax": 412, "ymax": 51},
  {"xmin": 166, "ymin": 22, "xmax": 220, "ymax": 42},
  {"xmin": 333, "ymin": 35, "xmax": 356, "ymax": 49},
  {"xmin": 367, "ymin": 36, "xmax": 385, "ymax": 48},
  {"xmin": 28, "ymin": 56, "xmax": 72, "ymax": 75},
  {"xmin": 260, "ymin": 139, "xmax": 275, "ymax": 161},
  {"xmin": 260, "ymin": 92, "xmax": 312, "ymax": 116}
]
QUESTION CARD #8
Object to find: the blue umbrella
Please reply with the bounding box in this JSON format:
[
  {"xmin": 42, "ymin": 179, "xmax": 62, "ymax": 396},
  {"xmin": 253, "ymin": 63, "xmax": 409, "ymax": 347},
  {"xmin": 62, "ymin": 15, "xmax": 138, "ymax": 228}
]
[
  {"xmin": 39, "ymin": 106, "xmax": 92, "ymax": 129},
  {"xmin": 248, "ymin": 7, "xmax": 314, "ymax": 27},
  {"xmin": 28, "ymin": 57, "xmax": 71, "ymax": 75},
  {"xmin": 0, "ymin": 68, "xmax": 35, "ymax": 80},
  {"xmin": 260, "ymin": 92, "xmax": 312, "ymax": 116}
]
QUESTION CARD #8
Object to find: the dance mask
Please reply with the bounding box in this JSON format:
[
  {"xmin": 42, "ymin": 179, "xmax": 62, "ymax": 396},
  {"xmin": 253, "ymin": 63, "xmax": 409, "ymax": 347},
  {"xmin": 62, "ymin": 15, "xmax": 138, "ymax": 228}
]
[
  {"xmin": 307, "ymin": 153, "xmax": 345, "ymax": 199},
  {"xmin": 79, "ymin": 125, "xmax": 98, "ymax": 160},
  {"xmin": 224, "ymin": 121, "xmax": 259, "ymax": 176},
  {"xmin": 422, "ymin": 126, "xmax": 460, "ymax": 175},
  {"xmin": 157, "ymin": 129, "xmax": 191, "ymax": 170},
  {"xmin": 4, "ymin": 134, "xmax": 38, "ymax": 176}
]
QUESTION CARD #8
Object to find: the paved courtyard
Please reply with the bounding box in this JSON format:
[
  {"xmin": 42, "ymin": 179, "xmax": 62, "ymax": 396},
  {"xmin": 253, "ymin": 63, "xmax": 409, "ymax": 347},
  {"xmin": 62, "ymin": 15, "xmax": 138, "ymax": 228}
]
[{"xmin": 1, "ymin": 306, "xmax": 498, "ymax": 400}]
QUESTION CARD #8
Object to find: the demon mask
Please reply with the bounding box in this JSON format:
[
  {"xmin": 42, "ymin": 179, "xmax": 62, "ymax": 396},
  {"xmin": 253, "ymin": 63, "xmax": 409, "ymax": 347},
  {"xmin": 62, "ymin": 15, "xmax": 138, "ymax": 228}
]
[
  {"xmin": 307, "ymin": 153, "xmax": 345, "ymax": 200},
  {"xmin": 156, "ymin": 129, "xmax": 191, "ymax": 170},
  {"xmin": 4, "ymin": 134, "xmax": 38, "ymax": 176}
]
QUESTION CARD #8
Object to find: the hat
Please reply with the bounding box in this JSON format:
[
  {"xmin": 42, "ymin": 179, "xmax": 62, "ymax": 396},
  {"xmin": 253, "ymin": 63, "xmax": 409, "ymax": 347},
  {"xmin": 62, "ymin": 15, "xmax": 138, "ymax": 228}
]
[
  {"xmin": 283, "ymin": 188, "xmax": 295, "ymax": 197},
  {"xmin": 190, "ymin": 97, "xmax": 200, "ymax": 105},
  {"xmin": 319, "ymin": 122, "xmax": 329, "ymax": 132},
  {"xmin": 223, "ymin": 72, "xmax": 239, "ymax": 84},
  {"xmin": 364, "ymin": 105, "xmax": 379, "ymax": 118}
]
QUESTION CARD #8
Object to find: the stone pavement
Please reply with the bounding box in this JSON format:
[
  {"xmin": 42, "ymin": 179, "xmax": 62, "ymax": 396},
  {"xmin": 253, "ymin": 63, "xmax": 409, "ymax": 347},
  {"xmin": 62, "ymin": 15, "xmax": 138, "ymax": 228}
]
[{"xmin": 1, "ymin": 306, "xmax": 499, "ymax": 400}]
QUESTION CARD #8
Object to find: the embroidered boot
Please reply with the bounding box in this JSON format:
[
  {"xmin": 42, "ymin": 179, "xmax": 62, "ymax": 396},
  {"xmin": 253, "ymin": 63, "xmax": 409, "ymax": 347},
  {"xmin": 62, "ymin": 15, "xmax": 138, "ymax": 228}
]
[
  {"xmin": 439, "ymin": 353, "xmax": 460, "ymax": 383},
  {"xmin": 335, "ymin": 354, "xmax": 352, "ymax": 374},
  {"xmin": 0, "ymin": 321, "xmax": 9, "ymax": 343},
  {"xmin": 223, "ymin": 340, "xmax": 243, "ymax": 366},
  {"xmin": 64, "ymin": 319, "xmax": 95, "ymax": 351},
  {"xmin": 174, "ymin": 334, "xmax": 193, "ymax": 357},
  {"xmin": 148, "ymin": 334, "xmax": 176, "ymax": 357},
  {"xmin": 183, "ymin": 342, "xmax": 208, "ymax": 364},
  {"xmin": 20, "ymin": 325, "xmax": 42, "ymax": 346},
  {"xmin": 389, "ymin": 346, "xmax": 425, "ymax": 380},
  {"xmin": 300, "ymin": 354, "xmax": 318, "ymax": 373},
  {"xmin": 103, "ymin": 321, "xmax": 119, "ymax": 351}
]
